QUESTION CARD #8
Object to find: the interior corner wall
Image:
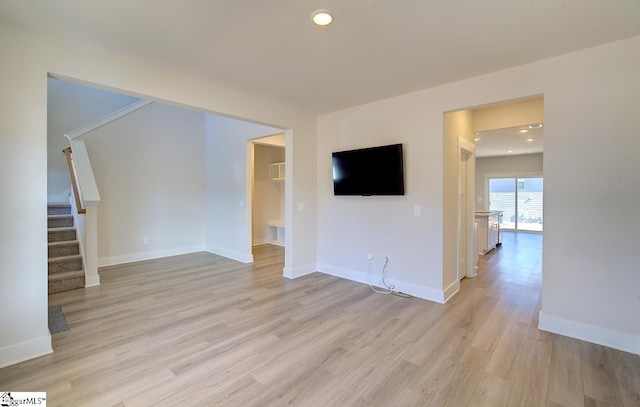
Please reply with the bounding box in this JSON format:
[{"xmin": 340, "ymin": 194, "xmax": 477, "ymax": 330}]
[
  {"xmin": 47, "ymin": 79, "xmax": 139, "ymax": 202},
  {"xmin": 205, "ymin": 114, "xmax": 283, "ymax": 263},
  {"xmin": 475, "ymin": 153, "xmax": 544, "ymax": 210},
  {"xmin": 442, "ymin": 110, "xmax": 475, "ymax": 295},
  {"xmin": 81, "ymin": 102, "xmax": 206, "ymax": 265},
  {"xmin": 252, "ymin": 144, "xmax": 285, "ymax": 245}
]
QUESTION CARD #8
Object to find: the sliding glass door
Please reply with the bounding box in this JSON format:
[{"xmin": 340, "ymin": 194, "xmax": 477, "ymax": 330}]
[{"xmin": 489, "ymin": 177, "xmax": 543, "ymax": 231}]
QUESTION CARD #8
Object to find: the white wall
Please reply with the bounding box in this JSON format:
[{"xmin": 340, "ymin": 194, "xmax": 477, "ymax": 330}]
[
  {"xmin": 80, "ymin": 102, "xmax": 206, "ymax": 265},
  {"xmin": 316, "ymin": 98, "xmax": 446, "ymax": 300},
  {"xmin": 475, "ymin": 153, "xmax": 544, "ymax": 210},
  {"xmin": 205, "ymin": 114, "xmax": 283, "ymax": 263},
  {"xmin": 47, "ymin": 78, "xmax": 139, "ymax": 201},
  {"xmin": 317, "ymin": 36, "xmax": 640, "ymax": 353},
  {"xmin": 252, "ymin": 144, "xmax": 285, "ymax": 245},
  {"xmin": 0, "ymin": 23, "xmax": 51, "ymax": 368},
  {"xmin": 539, "ymin": 39, "xmax": 640, "ymax": 353},
  {"xmin": 0, "ymin": 21, "xmax": 318, "ymax": 367}
]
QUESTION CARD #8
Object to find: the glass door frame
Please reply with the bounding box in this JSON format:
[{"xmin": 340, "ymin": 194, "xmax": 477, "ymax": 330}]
[{"xmin": 484, "ymin": 172, "xmax": 544, "ymax": 232}]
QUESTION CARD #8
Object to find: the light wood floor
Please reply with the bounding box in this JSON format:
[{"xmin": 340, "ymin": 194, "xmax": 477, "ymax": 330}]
[{"xmin": 1, "ymin": 233, "xmax": 639, "ymax": 406}]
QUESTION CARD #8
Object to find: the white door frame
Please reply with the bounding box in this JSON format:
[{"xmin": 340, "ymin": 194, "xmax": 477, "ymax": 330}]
[{"xmin": 457, "ymin": 137, "xmax": 476, "ymax": 279}]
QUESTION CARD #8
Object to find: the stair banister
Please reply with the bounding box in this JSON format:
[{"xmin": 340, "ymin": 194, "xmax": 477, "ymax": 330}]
[
  {"xmin": 63, "ymin": 138, "xmax": 101, "ymax": 287},
  {"xmin": 63, "ymin": 147, "xmax": 85, "ymax": 214}
]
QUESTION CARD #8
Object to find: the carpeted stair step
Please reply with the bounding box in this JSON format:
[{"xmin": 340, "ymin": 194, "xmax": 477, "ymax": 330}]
[
  {"xmin": 48, "ymin": 241, "xmax": 80, "ymax": 257},
  {"xmin": 48, "ymin": 214, "xmax": 74, "ymax": 228},
  {"xmin": 49, "ymin": 271, "xmax": 85, "ymax": 294},
  {"xmin": 48, "ymin": 203, "xmax": 71, "ymax": 216},
  {"xmin": 48, "ymin": 227, "xmax": 76, "ymax": 243},
  {"xmin": 49, "ymin": 255, "xmax": 83, "ymax": 274}
]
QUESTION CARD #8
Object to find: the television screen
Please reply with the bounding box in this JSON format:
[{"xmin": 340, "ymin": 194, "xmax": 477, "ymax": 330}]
[{"xmin": 332, "ymin": 143, "xmax": 405, "ymax": 196}]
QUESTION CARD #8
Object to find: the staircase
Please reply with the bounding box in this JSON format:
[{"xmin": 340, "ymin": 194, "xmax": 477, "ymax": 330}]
[{"xmin": 48, "ymin": 203, "xmax": 85, "ymax": 294}]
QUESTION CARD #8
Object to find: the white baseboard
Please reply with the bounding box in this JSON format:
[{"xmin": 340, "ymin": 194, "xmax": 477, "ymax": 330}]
[
  {"xmin": 0, "ymin": 335, "xmax": 52, "ymax": 369},
  {"xmin": 538, "ymin": 311, "xmax": 640, "ymax": 355},
  {"xmin": 443, "ymin": 280, "xmax": 460, "ymax": 303},
  {"xmin": 316, "ymin": 263, "xmax": 446, "ymax": 303},
  {"xmin": 283, "ymin": 263, "xmax": 317, "ymax": 279},
  {"xmin": 252, "ymin": 237, "xmax": 269, "ymax": 246},
  {"xmin": 98, "ymin": 245, "xmax": 206, "ymax": 267},
  {"xmin": 85, "ymin": 274, "xmax": 101, "ymax": 287},
  {"xmin": 206, "ymin": 246, "xmax": 253, "ymax": 264}
]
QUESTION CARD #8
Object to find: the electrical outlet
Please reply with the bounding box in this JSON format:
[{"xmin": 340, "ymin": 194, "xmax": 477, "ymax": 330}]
[
  {"xmin": 367, "ymin": 253, "xmax": 374, "ymax": 262},
  {"xmin": 143, "ymin": 236, "xmax": 149, "ymax": 245}
]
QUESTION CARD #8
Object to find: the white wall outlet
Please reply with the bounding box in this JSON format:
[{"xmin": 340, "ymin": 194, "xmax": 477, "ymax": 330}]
[
  {"xmin": 414, "ymin": 204, "xmax": 421, "ymax": 216},
  {"xmin": 298, "ymin": 202, "xmax": 306, "ymax": 211},
  {"xmin": 143, "ymin": 236, "xmax": 149, "ymax": 245},
  {"xmin": 367, "ymin": 253, "xmax": 374, "ymax": 262},
  {"xmin": 239, "ymin": 200, "xmax": 244, "ymax": 207}
]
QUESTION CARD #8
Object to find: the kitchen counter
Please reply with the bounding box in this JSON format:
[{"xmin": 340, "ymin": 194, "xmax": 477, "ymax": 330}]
[
  {"xmin": 474, "ymin": 210, "xmax": 502, "ymax": 216},
  {"xmin": 475, "ymin": 211, "xmax": 503, "ymax": 254}
]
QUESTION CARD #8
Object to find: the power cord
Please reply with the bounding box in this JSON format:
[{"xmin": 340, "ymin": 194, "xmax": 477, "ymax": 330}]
[{"xmin": 368, "ymin": 256, "xmax": 412, "ymax": 298}]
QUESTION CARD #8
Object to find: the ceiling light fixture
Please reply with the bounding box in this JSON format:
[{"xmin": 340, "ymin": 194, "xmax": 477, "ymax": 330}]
[
  {"xmin": 519, "ymin": 129, "xmax": 528, "ymax": 133},
  {"xmin": 475, "ymin": 137, "xmax": 480, "ymax": 141},
  {"xmin": 529, "ymin": 124, "xmax": 543, "ymax": 129},
  {"xmin": 311, "ymin": 9, "xmax": 333, "ymax": 26},
  {"xmin": 508, "ymin": 150, "xmax": 513, "ymax": 153},
  {"xmin": 527, "ymin": 138, "xmax": 534, "ymax": 142}
]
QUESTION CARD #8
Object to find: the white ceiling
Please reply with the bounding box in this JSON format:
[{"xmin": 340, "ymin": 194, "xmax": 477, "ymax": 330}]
[
  {"xmin": 2, "ymin": 1, "xmax": 640, "ymax": 114},
  {"xmin": 475, "ymin": 125, "xmax": 543, "ymax": 158}
]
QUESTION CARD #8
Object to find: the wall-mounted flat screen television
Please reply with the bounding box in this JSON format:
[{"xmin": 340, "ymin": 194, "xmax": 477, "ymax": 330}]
[{"xmin": 332, "ymin": 143, "xmax": 405, "ymax": 196}]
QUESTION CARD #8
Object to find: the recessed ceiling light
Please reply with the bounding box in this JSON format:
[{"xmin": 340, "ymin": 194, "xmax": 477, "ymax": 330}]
[
  {"xmin": 519, "ymin": 129, "xmax": 528, "ymax": 133},
  {"xmin": 311, "ymin": 9, "xmax": 333, "ymax": 26},
  {"xmin": 529, "ymin": 124, "xmax": 543, "ymax": 129},
  {"xmin": 475, "ymin": 137, "xmax": 480, "ymax": 141},
  {"xmin": 527, "ymin": 138, "xmax": 534, "ymax": 142},
  {"xmin": 508, "ymin": 150, "xmax": 513, "ymax": 153}
]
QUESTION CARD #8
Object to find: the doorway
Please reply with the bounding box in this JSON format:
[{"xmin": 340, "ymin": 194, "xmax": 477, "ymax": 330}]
[
  {"xmin": 446, "ymin": 95, "xmax": 544, "ymax": 299},
  {"xmin": 250, "ymin": 135, "xmax": 286, "ymax": 250}
]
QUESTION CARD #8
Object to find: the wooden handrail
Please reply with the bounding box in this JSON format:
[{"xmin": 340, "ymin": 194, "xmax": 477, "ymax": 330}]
[{"xmin": 63, "ymin": 147, "xmax": 86, "ymax": 214}]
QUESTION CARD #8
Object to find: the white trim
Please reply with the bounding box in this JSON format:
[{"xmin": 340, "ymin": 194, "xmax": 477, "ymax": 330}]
[
  {"xmin": 252, "ymin": 237, "xmax": 269, "ymax": 246},
  {"xmin": 85, "ymin": 274, "xmax": 101, "ymax": 287},
  {"xmin": 98, "ymin": 245, "xmax": 206, "ymax": 267},
  {"xmin": 317, "ymin": 263, "xmax": 446, "ymax": 303},
  {"xmin": 68, "ymin": 140, "xmax": 101, "ymax": 203},
  {"xmin": 65, "ymin": 99, "xmax": 152, "ymax": 140},
  {"xmin": 538, "ymin": 311, "xmax": 640, "ymax": 355},
  {"xmin": 443, "ymin": 280, "xmax": 460, "ymax": 303},
  {"xmin": 457, "ymin": 137, "xmax": 477, "ymax": 280},
  {"xmin": 0, "ymin": 334, "xmax": 52, "ymax": 369},
  {"xmin": 83, "ymin": 203, "xmax": 100, "ymax": 286},
  {"xmin": 69, "ymin": 195, "xmax": 89, "ymax": 282},
  {"xmin": 458, "ymin": 137, "xmax": 476, "ymax": 154},
  {"xmin": 206, "ymin": 246, "xmax": 253, "ymax": 264},
  {"xmin": 283, "ymin": 263, "xmax": 317, "ymax": 279}
]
